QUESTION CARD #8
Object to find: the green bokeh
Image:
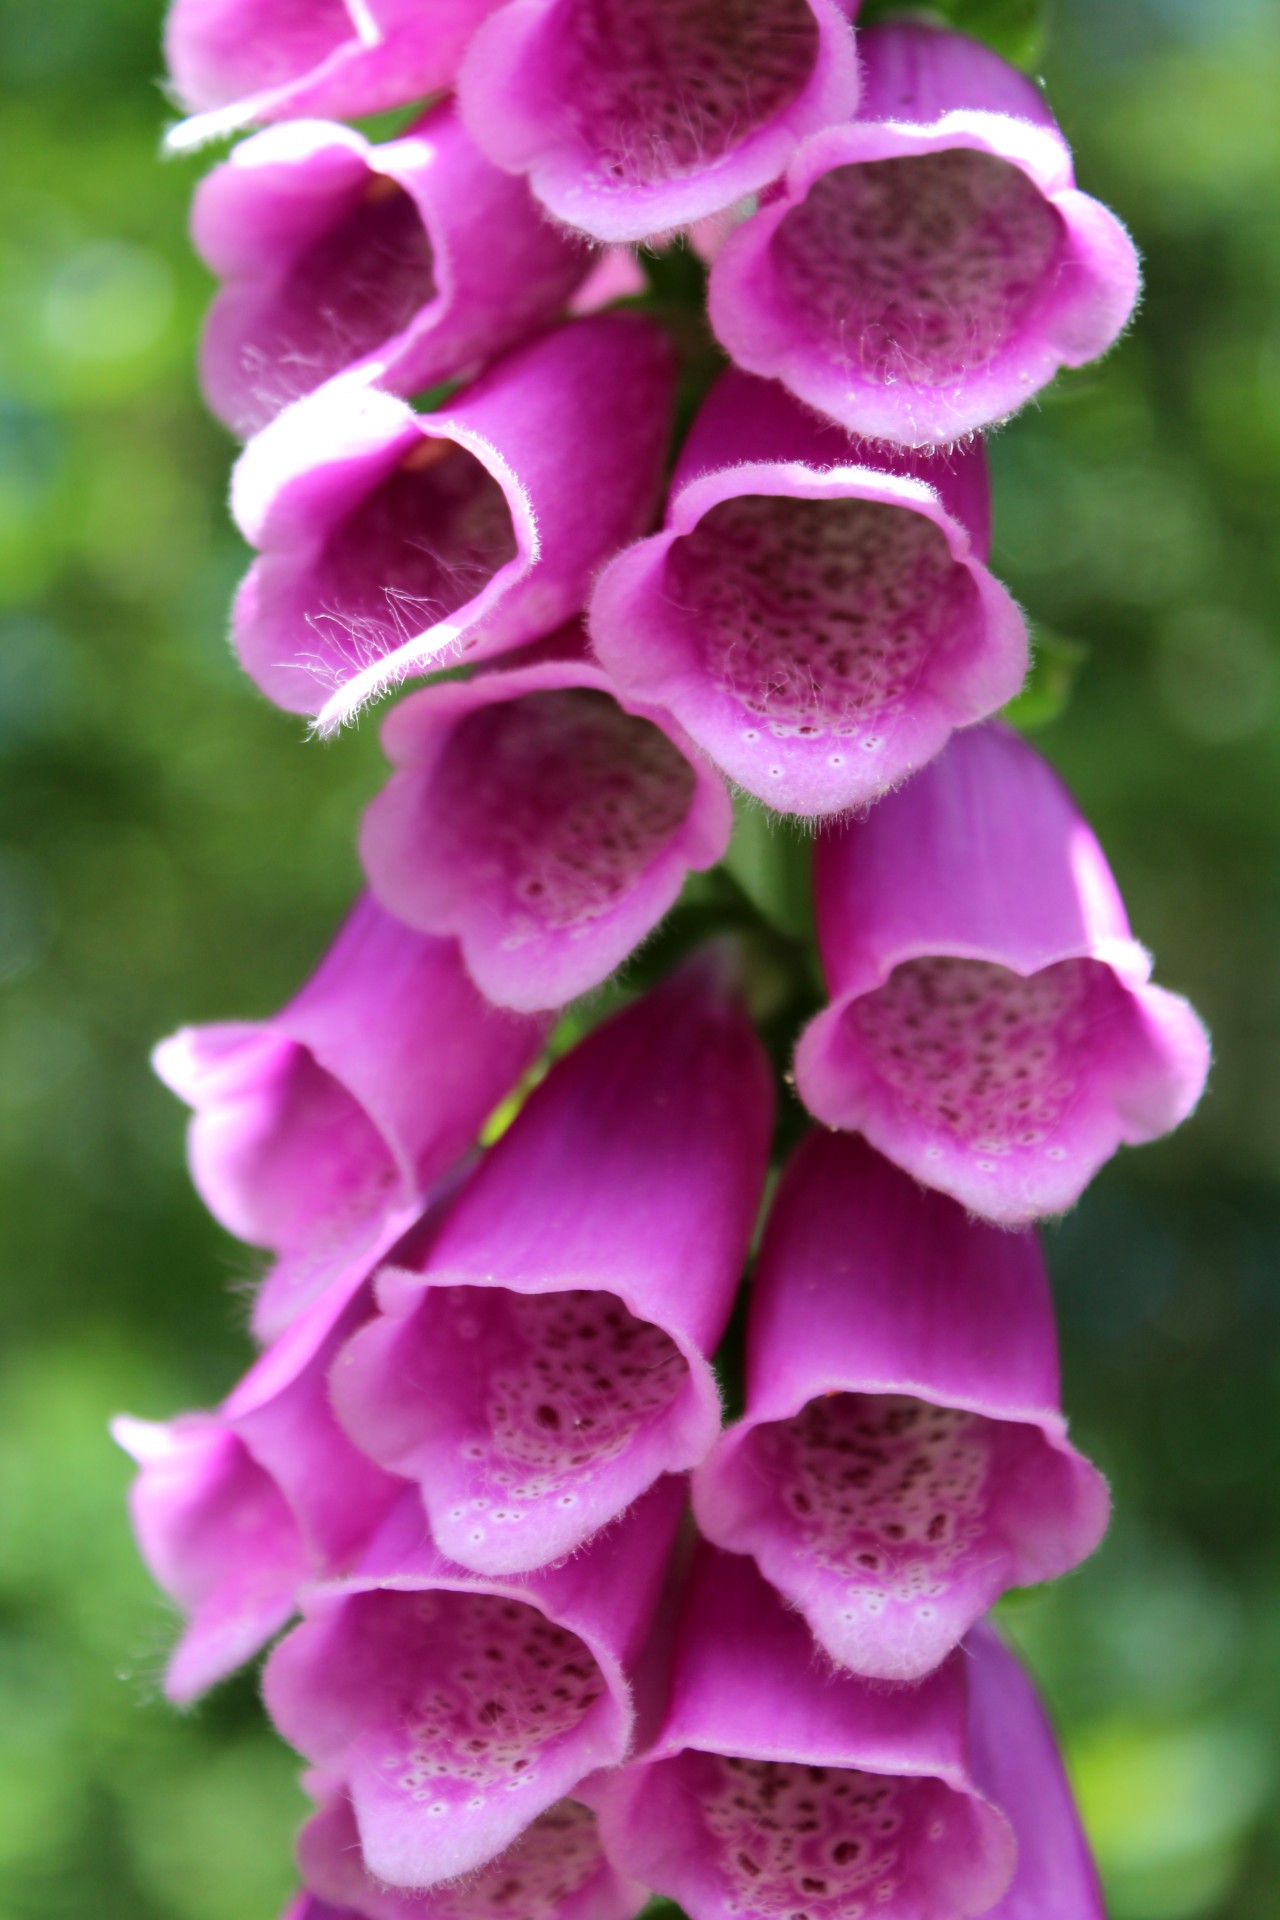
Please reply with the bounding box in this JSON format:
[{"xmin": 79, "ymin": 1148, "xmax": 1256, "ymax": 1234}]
[{"xmin": 1, "ymin": 0, "xmax": 1279, "ymax": 1915}]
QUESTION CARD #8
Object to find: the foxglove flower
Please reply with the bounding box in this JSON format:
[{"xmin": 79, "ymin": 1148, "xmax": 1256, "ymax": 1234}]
[
  {"xmin": 332, "ymin": 959, "xmax": 773, "ymax": 1572},
  {"xmin": 708, "ymin": 19, "xmax": 1141, "ymax": 448},
  {"xmin": 359, "ymin": 634, "xmax": 732, "ymax": 1010},
  {"xmin": 456, "ymin": 0, "xmax": 861, "ymax": 244},
  {"xmin": 195, "ymin": 104, "xmax": 590, "ymax": 437},
  {"xmin": 153, "ymin": 896, "xmax": 548, "ymax": 1341},
  {"xmin": 263, "ymin": 1480, "xmax": 683, "ymax": 1889},
  {"xmin": 165, "ymin": 0, "xmax": 503, "ymax": 151},
  {"xmin": 297, "ymin": 1778, "xmax": 648, "ymax": 1919},
  {"xmin": 794, "ymin": 724, "xmax": 1211, "ymax": 1223},
  {"xmin": 590, "ymin": 370, "xmax": 1026, "ymax": 816},
  {"xmin": 232, "ymin": 315, "xmax": 676, "ymax": 730},
  {"xmin": 692, "ymin": 1131, "xmax": 1109, "ymax": 1681},
  {"xmin": 597, "ymin": 1545, "xmax": 1017, "ymax": 1920}
]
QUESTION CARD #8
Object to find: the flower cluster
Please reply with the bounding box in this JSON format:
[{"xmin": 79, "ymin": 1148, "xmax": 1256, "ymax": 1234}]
[{"xmin": 121, "ymin": 4, "xmax": 1211, "ymax": 1918}]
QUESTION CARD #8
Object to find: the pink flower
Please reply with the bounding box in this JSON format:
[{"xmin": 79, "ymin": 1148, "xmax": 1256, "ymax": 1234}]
[
  {"xmin": 165, "ymin": 0, "xmax": 503, "ymax": 151},
  {"xmin": 359, "ymin": 632, "xmax": 732, "ymax": 1010},
  {"xmin": 709, "ymin": 19, "xmax": 1141, "ymax": 448},
  {"xmin": 331, "ymin": 959, "xmax": 773, "ymax": 1573},
  {"xmin": 153, "ymin": 896, "xmax": 548, "ymax": 1341},
  {"xmin": 692, "ymin": 1131, "xmax": 1109, "ymax": 1681},
  {"xmin": 231, "ymin": 315, "xmax": 676, "ymax": 729},
  {"xmin": 795, "ymin": 724, "xmax": 1211, "ymax": 1223},
  {"xmin": 590, "ymin": 370, "xmax": 1026, "ymax": 817},
  {"xmin": 194, "ymin": 103, "xmax": 590, "ymax": 437},
  {"xmin": 456, "ymin": 0, "xmax": 861, "ymax": 244},
  {"xmin": 263, "ymin": 1481, "xmax": 683, "ymax": 1889}
]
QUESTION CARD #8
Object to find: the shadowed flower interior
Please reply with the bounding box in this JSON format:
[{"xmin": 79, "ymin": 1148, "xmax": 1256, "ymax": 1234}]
[
  {"xmin": 548, "ymin": 0, "xmax": 821, "ymax": 183},
  {"xmin": 430, "ymin": 689, "xmax": 697, "ymax": 935},
  {"xmin": 426, "ymin": 1798, "xmax": 611, "ymax": 1919},
  {"xmin": 664, "ymin": 493, "xmax": 981, "ymax": 745},
  {"xmin": 772, "ymin": 151, "xmax": 1066, "ymax": 389}
]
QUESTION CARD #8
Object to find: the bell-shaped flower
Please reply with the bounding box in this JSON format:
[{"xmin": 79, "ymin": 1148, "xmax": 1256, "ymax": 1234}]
[
  {"xmin": 596, "ymin": 1545, "xmax": 1016, "ymax": 1920},
  {"xmin": 331, "ymin": 958, "xmax": 774, "ymax": 1574},
  {"xmin": 359, "ymin": 633, "xmax": 732, "ymax": 1011},
  {"xmin": 708, "ymin": 19, "xmax": 1141, "ymax": 448},
  {"xmin": 794, "ymin": 724, "xmax": 1211, "ymax": 1224},
  {"xmin": 263, "ymin": 1479, "xmax": 683, "ymax": 1890},
  {"xmin": 153, "ymin": 896, "xmax": 548, "ymax": 1342},
  {"xmin": 297, "ymin": 1775, "xmax": 649, "ymax": 1919},
  {"xmin": 692, "ymin": 1131, "xmax": 1109, "ymax": 1682},
  {"xmin": 455, "ymin": 0, "xmax": 861, "ymax": 245},
  {"xmin": 194, "ymin": 103, "xmax": 590, "ymax": 438},
  {"xmin": 232, "ymin": 315, "xmax": 677, "ymax": 730},
  {"xmin": 165, "ymin": 0, "xmax": 503, "ymax": 151},
  {"xmin": 590, "ymin": 370, "xmax": 1026, "ymax": 817}
]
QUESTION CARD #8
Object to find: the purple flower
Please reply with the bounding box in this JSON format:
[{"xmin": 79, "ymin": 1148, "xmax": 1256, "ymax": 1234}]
[
  {"xmin": 153, "ymin": 896, "xmax": 548, "ymax": 1341},
  {"xmin": 194, "ymin": 103, "xmax": 590, "ymax": 437},
  {"xmin": 331, "ymin": 959, "xmax": 774, "ymax": 1573},
  {"xmin": 692, "ymin": 1131, "xmax": 1109, "ymax": 1682},
  {"xmin": 359, "ymin": 632, "xmax": 732, "ymax": 1010},
  {"xmin": 794, "ymin": 724, "xmax": 1211, "ymax": 1223},
  {"xmin": 165, "ymin": 0, "xmax": 502, "ymax": 151},
  {"xmin": 589, "ymin": 370, "xmax": 1026, "ymax": 817},
  {"xmin": 231, "ymin": 315, "xmax": 676, "ymax": 730},
  {"xmin": 297, "ymin": 1780, "xmax": 648, "ymax": 1918},
  {"xmin": 708, "ymin": 19, "xmax": 1141, "ymax": 448},
  {"xmin": 455, "ymin": 0, "xmax": 861, "ymax": 244},
  {"xmin": 596, "ymin": 1545, "xmax": 1017, "ymax": 1920},
  {"xmin": 263, "ymin": 1480, "xmax": 683, "ymax": 1889}
]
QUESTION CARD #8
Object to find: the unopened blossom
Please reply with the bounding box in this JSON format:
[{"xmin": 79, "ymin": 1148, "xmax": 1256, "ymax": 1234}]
[
  {"xmin": 710, "ymin": 19, "xmax": 1141, "ymax": 448},
  {"xmin": 456, "ymin": 0, "xmax": 861, "ymax": 244},
  {"xmin": 794, "ymin": 724, "xmax": 1211, "ymax": 1223},
  {"xmin": 693, "ymin": 1131, "xmax": 1109, "ymax": 1681},
  {"xmin": 332, "ymin": 959, "xmax": 773, "ymax": 1573},
  {"xmin": 263, "ymin": 1481, "xmax": 683, "ymax": 1890},
  {"xmin": 195, "ymin": 103, "xmax": 590, "ymax": 437},
  {"xmin": 153, "ymin": 896, "xmax": 548, "ymax": 1341},
  {"xmin": 232, "ymin": 314, "xmax": 676, "ymax": 730},
  {"xmin": 165, "ymin": 0, "xmax": 503, "ymax": 150},
  {"xmin": 590, "ymin": 369, "xmax": 1026, "ymax": 816},
  {"xmin": 359, "ymin": 632, "xmax": 732, "ymax": 1011}
]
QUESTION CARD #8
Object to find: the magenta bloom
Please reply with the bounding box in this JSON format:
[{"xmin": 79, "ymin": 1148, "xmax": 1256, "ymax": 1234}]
[
  {"xmin": 795, "ymin": 724, "xmax": 1211, "ymax": 1223},
  {"xmin": 153, "ymin": 896, "xmax": 547, "ymax": 1342},
  {"xmin": 597, "ymin": 1545, "xmax": 1016, "ymax": 1920},
  {"xmin": 298, "ymin": 1781, "xmax": 647, "ymax": 1919},
  {"xmin": 692, "ymin": 1131, "xmax": 1108, "ymax": 1681},
  {"xmin": 263, "ymin": 1481, "xmax": 682, "ymax": 1889},
  {"xmin": 165, "ymin": 0, "xmax": 502, "ymax": 150},
  {"xmin": 332, "ymin": 960, "xmax": 773, "ymax": 1573},
  {"xmin": 232, "ymin": 315, "xmax": 676, "ymax": 730},
  {"xmin": 456, "ymin": 0, "xmax": 860, "ymax": 244},
  {"xmin": 359, "ymin": 636, "xmax": 732, "ymax": 1011},
  {"xmin": 709, "ymin": 19, "xmax": 1141, "ymax": 448},
  {"xmin": 590, "ymin": 371, "xmax": 1026, "ymax": 816},
  {"xmin": 195, "ymin": 103, "xmax": 589, "ymax": 437}
]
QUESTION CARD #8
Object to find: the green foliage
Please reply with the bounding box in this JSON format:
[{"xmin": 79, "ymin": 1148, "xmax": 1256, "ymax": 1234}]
[
  {"xmin": 1001, "ymin": 629, "xmax": 1088, "ymax": 733},
  {"xmin": 858, "ymin": 0, "xmax": 1048, "ymax": 69}
]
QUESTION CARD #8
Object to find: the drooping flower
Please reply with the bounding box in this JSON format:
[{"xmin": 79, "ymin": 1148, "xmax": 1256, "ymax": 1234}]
[
  {"xmin": 263, "ymin": 1480, "xmax": 683, "ymax": 1889},
  {"xmin": 359, "ymin": 631, "xmax": 732, "ymax": 1011},
  {"xmin": 708, "ymin": 18, "xmax": 1141, "ymax": 448},
  {"xmin": 331, "ymin": 958, "xmax": 773, "ymax": 1573},
  {"xmin": 692, "ymin": 1130, "xmax": 1109, "ymax": 1681},
  {"xmin": 455, "ymin": 0, "xmax": 861, "ymax": 244},
  {"xmin": 589, "ymin": 369, "xmax": 1026, "ymax": 816},
  {"xmin": 794, "ymin": 723, "xmax": 1211, "ymax": 1223},
  {"xmin": 153, "ymin": 896, "xmax": 548, "ymax": 1341},
  {"xmin": 164, "ymin": 0, "xmax": 503, "ymax": 151},
  {"xmin": 194, "ymin": 103, "xmax": 590, "ymax": 437},
  {"xmin": 231, "ymin": 314, "xmax": 677, "ymax": 730},
  {"xmin": 596, "ymin": 1544, "xmax": 1017, "ymax": 1920}
]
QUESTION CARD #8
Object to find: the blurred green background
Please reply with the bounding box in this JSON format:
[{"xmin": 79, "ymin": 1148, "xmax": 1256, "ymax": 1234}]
[{"xmin": 1, "ymin": 0, "xmax": 1278, "ymax": 1914}]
